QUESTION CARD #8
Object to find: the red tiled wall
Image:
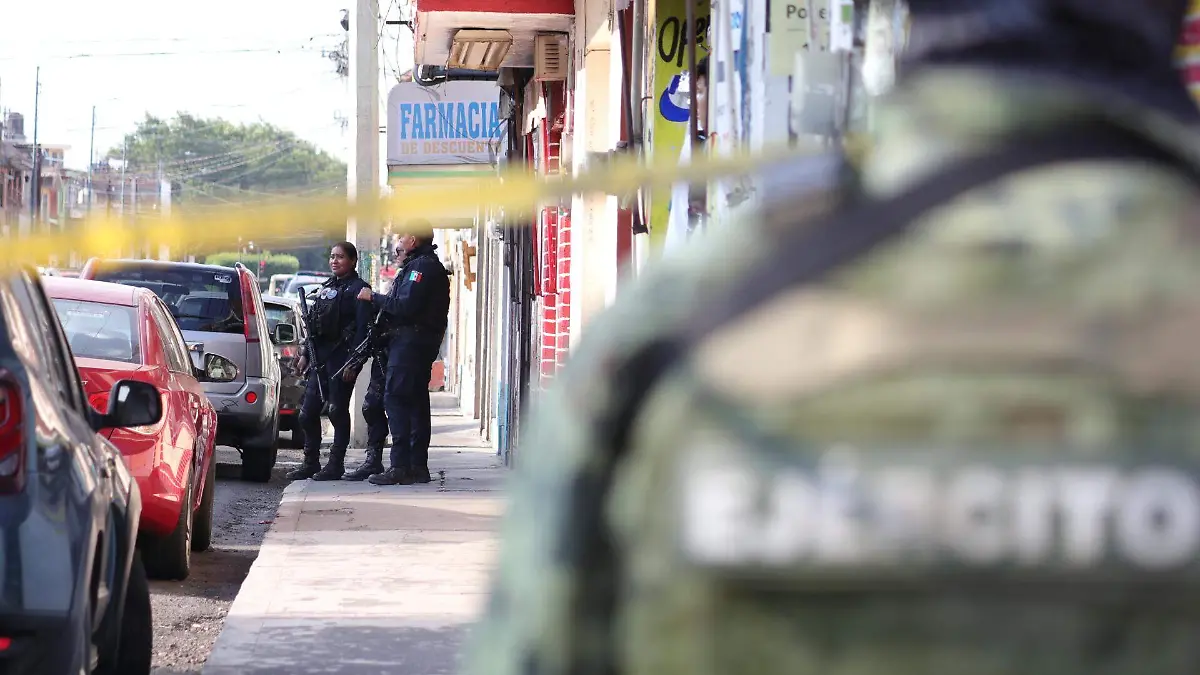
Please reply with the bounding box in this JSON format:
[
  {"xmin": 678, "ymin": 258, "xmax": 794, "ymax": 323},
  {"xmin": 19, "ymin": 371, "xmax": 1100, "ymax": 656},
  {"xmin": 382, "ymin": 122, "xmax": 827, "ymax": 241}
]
[
  {"xmin": 537, "ymin": 113, "xmax": 570, "ymax": 386},
  {"xmin": 555, "ymin": 210, "xmax": 571, "ymax": 369}
]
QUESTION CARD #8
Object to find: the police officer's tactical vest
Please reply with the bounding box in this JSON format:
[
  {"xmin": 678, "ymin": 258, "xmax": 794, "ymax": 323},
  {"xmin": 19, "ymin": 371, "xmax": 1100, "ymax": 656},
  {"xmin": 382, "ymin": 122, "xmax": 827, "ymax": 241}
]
[
  {"xmin": 310, "ymin": 278, "xmax": 344, "ymax": 340},
  {"xmin": 558, "ymin": 113, "xmax": 1200, "ymax": 674}
]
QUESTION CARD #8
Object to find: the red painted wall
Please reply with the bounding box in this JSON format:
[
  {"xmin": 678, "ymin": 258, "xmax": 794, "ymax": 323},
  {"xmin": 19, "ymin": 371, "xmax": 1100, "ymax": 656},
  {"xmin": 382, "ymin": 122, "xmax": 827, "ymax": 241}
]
[
  {"xmin": 535, "ymin": 105, "xmax": 570, "ymax": 385},
  {"xmin": 418, "ymin": 0, "xmax": 573, "ymax": 16}
]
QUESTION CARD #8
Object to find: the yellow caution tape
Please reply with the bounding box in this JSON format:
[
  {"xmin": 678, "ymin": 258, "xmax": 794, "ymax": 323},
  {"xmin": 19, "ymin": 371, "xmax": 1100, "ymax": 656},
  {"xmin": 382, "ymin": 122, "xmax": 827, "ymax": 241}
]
[{"xmin": 2, "ymin": 142, "xmax": 825, "ymax": 265}]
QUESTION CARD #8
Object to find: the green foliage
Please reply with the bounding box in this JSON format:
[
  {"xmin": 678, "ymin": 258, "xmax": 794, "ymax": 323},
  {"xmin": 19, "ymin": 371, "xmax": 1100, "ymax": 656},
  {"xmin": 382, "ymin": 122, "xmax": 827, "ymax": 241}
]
[
  {"xmin": 292, "ymin": 243, "xmax": 338, "ymax": 271},
  {"xmin": 111, "ymin": 113, "xmax": 345, "ymax": 196},
  {"xmin": 110, "ymin": 113, "xmax": 348, "ymax": 260},
  {"xmin": 204, "ymin": 251, "xmax": 299, "ymax": 278}
]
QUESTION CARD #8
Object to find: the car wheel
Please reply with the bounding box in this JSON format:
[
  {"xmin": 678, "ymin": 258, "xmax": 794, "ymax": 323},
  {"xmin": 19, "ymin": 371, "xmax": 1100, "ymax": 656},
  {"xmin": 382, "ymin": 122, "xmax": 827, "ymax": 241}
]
[
  {"xmin": 241, "ymin": 414, "xmax": 279, "ymax": 483},
  {"xmin": 95, "ymin": 550, "xmax": 152, "ymax": 675},
  {"xmin": 191, "ymin": 453, "xmax": 216, "ymax": 552},
  {"xmin": 142, "ymin": 464, "xmax": 193, "ymax": 581}
]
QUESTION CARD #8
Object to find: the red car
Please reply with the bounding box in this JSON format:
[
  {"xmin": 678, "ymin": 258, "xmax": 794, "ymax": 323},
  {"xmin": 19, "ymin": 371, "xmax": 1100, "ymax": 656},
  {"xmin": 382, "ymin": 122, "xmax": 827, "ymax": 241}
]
[{"xmin": 44, "ymin": 277, "xmax": 223, "ymax": 581}]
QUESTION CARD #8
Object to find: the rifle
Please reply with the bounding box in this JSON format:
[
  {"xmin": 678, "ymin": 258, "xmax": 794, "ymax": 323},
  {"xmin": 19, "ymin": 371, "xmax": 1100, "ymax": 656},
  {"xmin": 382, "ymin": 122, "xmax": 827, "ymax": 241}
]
[
  {"xmin": 331, "ymin": 310, "xmax": 387, "ymax": 382},
  {"xmin": 297, "ymin": 287, "xmax": 326, "ymax": 404}
]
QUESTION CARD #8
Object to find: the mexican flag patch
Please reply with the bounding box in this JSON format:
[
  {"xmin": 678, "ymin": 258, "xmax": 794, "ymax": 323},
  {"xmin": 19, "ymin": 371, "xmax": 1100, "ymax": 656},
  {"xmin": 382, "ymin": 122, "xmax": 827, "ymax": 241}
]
[{"xmin": 409, "ymin": 270, "xmax": 423, "ymax": 282}]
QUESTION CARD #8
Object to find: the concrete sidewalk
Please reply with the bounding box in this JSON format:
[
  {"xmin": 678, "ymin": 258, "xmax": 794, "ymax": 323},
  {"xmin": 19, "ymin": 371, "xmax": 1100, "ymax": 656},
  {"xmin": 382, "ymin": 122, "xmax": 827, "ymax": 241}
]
[{"xmin": 204, "ymin": 394, "xmax": 506, "ymax": 675}]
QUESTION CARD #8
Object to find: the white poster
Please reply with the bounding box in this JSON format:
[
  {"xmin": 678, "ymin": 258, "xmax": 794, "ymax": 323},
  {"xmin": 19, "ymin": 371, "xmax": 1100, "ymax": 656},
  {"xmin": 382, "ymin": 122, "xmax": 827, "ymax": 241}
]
[
  {"xmin": 768, "ymin": 0, "xmax": 829, "ymax": 77},
  {"xmin": 387, "ymin": 80, "xmax": 505, "ymax": 166},
  {"xmin": 828, "ymin": 0, "xmax": 854, "ymax": 52}
]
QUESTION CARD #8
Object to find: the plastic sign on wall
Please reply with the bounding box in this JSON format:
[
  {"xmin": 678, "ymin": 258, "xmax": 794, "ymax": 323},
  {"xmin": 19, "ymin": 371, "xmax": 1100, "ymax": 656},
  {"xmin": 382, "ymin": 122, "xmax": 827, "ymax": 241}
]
[
  {"xmin": 769, "ymin": 0, "xmax": 829, "ymax": 76},
  {"xmin": 387, "ymin": 80, "xmax": 504, "ymax": 165},
  {"xmin": 828, "ymin": 0, "xmax": 854, "ymax": 52},
  {"xmin": 650, "ymin": 0, "xmax": 711, "ymax": 240}
]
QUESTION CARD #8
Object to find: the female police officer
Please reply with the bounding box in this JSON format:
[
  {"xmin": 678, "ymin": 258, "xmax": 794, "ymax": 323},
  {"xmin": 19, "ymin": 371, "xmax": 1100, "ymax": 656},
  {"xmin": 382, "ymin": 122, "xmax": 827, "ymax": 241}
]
[{"xmin": 288, "ymin": 241, "xmax": 373, "ymax": 481}]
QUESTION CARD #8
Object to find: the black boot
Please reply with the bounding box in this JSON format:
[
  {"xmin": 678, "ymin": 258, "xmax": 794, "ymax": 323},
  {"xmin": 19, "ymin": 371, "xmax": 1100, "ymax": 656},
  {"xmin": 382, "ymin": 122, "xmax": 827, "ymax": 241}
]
[
  {"xmin": 343, "ymin": 448, "xmax": 385, "ymax": 481},
  {"xmin": 286, "ymin": 450, "xmax": 321, "ymax": 481},
  {"xmin": 410, "ymin": 466, "xmax": 432, "ymax": 484},
  {"xmin": 312, "ymin": 448, "xmax": 347, "ymax": 481},
  {"xmin": 368, "ymin": 467, "xmax": 408, "ymax": 486}
]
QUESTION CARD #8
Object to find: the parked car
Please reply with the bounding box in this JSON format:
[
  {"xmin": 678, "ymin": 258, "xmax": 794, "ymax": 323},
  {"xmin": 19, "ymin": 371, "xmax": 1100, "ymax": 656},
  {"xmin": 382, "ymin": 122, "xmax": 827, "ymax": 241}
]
[
  {"xmin": 0, "ymin": 264, "xmax": 158, "ymax": 674},
  {"xmin": 266, "ymin": 273, "xmax": 294, "ymax": 296},
  {"xmin": 295, "ymin": 269, "xmax": 332, "ymax": 280},
  {"xmin": 262, "ymin": 295, "xmax": 307, "ymax": 448},
  {"xmin": 80, "ymin": 259, "xmax": 283, "ymax": 482},
  {"xmin": 44, "ymin": 277, "xmax": 223, "ymax": 580},
  {"xmin": 280, "ymin": 275, "xmax": 328, "ymax": 299},
  {"xmin": 282, "ymin": 281, "xmax": 324, "ymax": 302}
]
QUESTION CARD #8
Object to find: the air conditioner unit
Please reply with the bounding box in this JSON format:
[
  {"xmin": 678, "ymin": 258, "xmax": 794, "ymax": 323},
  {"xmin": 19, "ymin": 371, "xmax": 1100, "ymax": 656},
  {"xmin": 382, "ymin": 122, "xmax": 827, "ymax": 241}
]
[
  {"xmin": 534, "ymin": 33, "xmax": 568, "ymax": 81},
  {"xmin": 448, "ymin": 29, "xmax": 513, "ymax": 71}
]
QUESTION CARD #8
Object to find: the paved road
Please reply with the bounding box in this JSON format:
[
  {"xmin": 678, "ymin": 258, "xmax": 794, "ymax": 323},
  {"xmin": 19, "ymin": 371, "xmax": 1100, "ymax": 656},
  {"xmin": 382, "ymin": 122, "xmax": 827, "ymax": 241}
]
[{"xmin": 149, "ymin": 438, "xmax": 304, "ymax": 675}]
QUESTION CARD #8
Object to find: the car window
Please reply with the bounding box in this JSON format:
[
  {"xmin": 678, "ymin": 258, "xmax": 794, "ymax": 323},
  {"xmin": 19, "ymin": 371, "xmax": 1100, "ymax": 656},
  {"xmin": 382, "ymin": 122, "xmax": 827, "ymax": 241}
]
[
  {"xmin": 89, "ymin": 262, "xmax": 245, "ymax": 335},
  {"xmin": 263, "ymin": 303, "xmax": 294, "ymax": 332},
  {"xmin": 2, "ymin": 269, "xmax": 76, "ymax": 405},
  {"xmin": 283, "ymin": 276, "xmax": 326, "ymax": 295},
  {"xmin": 286, "ymin": 282, "xmax": 323, "ymax": 300},
  {"xmin": 51, "ymin": 299, "xmax": 142, "ymax": 364},
  {"xmin": 0, "ymin": 277, "xmax": 47, "ymax": 373},
  {"xmin": 148, "ymin": 299, "xmax": 192, "ymax": 374}
]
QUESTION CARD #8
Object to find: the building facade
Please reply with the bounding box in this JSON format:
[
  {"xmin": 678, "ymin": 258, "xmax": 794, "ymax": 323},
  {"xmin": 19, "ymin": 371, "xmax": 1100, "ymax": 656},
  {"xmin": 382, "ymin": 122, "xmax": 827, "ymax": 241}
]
[{"xmin": 402, "ymin": 0, "xmax": 909, "ymax": 463}]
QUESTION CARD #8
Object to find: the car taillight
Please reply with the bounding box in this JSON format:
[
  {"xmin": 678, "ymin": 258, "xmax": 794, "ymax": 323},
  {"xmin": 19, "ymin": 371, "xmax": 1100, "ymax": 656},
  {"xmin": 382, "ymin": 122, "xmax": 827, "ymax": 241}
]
[
  {"xmin": 245, "ymin": 391, "xmax": 258, "ymax": 405},
  {"xmin": 240, "ymin": 269, "xmax": 261, "ymax": 343},
  {"xmin": 280, "ymin": 345, "xmax": 299, "ymax": 359},
  {"xmin": 89, "ymin": 391, "xmax": 110, "ymax": 414},
  {"xmin": 0, "ymin": 371, "xmax": 27, "ymax": 494}
]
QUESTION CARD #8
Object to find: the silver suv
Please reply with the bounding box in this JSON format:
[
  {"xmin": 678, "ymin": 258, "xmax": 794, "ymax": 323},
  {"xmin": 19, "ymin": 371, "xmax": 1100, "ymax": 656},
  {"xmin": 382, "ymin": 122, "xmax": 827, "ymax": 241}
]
[{"xmin": 81, "ymin": 259, "xmax": 284, "ymax": 482}]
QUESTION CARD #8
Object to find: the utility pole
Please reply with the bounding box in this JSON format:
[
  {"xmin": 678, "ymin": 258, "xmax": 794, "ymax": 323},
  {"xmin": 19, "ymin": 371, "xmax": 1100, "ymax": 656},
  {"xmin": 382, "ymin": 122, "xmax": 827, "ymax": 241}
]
[
  {"xmin": 87, "ymin": 106, "xmax": 96, "ymax": 214},
  {"xmin": 29, "ymin": 67, "xmax": 40, "ymax": 230},
  {"xmin": 347, "ymin": 0, "xmax": 380, "ymax": 263},
  {"xmin": 347, "ymin": 0, "xmax": 380, "ymax": 447},
  {"xmin": 119, "ymin": 136, "xmax": 128, "ymax": 218}
]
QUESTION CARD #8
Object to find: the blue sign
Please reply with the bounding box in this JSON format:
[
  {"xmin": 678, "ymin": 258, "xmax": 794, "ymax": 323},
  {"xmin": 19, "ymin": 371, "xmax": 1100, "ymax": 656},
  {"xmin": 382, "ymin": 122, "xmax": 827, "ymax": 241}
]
[{"xmin": 387, "ymin": 81, "xmax": 505, "ymax": 165}]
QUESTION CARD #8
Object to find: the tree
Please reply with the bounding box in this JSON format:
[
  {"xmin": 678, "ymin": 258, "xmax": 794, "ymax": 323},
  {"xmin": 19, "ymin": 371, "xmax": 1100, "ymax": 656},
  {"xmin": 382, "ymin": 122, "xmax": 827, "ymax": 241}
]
[
  {"xmin": 110, "ymin": 114, "xmax": 347, "ymax": 258},
  {"xmin": 112, "ymin": 114, "xmax": 345, "ymax": 197},
  {"xmin": 205, "ymin": 251, "xmax": 300, "ymax": 278}
]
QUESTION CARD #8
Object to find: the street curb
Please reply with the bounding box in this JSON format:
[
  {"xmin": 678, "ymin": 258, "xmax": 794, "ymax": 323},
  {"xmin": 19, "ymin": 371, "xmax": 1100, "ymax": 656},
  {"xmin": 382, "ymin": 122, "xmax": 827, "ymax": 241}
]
[
  {"xmin": 201, "ymin": 480, "xmax": 309, "ymax": 671},
  {"xmin": 270, "ymin": 480, "xmax": 308, "ymax": 536}
]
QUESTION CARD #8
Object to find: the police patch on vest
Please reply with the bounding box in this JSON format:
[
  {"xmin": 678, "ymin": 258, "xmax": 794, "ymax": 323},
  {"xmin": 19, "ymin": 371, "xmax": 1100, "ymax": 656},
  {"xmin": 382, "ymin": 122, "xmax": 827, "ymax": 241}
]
[{"xmin": 676, "ymin": 444, "xmax": 1200, "ymax": 573}]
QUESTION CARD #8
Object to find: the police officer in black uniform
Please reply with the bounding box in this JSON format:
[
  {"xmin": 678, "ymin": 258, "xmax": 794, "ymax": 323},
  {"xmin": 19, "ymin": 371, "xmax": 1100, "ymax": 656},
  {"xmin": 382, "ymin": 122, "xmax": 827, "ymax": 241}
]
[
  {"xmin": 288, "ymin": 241, "xmax": 373, "ymax": 482},
  {"xmin": 341, "ymin": 327, "xmax": 389, "ymax": 481},
  {"xmin": 356, "ymin": 222, "xmax": 450, "ymax": 486}
]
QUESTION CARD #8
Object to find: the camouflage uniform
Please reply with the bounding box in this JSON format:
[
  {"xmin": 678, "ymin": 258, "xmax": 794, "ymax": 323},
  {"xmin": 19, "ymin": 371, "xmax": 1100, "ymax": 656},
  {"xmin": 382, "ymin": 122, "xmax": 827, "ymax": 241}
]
[{"xmin": 467, "ymin": 17, "xmax": 1200, "ymax": 675}]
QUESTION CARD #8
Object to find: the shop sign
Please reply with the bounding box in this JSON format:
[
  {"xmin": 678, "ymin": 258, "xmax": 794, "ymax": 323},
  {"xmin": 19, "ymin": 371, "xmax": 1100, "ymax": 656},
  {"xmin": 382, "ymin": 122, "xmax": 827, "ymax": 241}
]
[{"xmin": 387, "ymin": 80, "xmax": 504, "ymax": 166}]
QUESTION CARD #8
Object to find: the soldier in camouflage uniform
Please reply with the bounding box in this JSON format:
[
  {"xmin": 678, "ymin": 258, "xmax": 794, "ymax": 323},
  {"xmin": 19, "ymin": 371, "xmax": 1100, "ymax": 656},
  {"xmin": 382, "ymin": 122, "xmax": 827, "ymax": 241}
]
[{"xmin": 467, "ymin": 1, "xmax": 1200, "ymax": 674}]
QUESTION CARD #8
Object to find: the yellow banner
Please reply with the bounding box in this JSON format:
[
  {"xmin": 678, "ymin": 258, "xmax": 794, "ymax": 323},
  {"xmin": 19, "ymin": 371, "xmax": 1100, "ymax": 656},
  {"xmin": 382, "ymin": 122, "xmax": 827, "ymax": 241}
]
[
  {"xmin": 2, "ymin": 144, "xmax": 816, "ymax": 266},
  {"xmin": 650, "ymin": 0, "xmax": 711, "ymax": 242}
]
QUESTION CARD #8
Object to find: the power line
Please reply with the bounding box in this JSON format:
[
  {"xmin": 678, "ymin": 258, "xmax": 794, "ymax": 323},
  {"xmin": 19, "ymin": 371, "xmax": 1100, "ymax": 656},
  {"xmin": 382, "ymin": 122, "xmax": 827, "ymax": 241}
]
[
  {"xmin": 50, "ymin": 33, "xmax": 344, "ymax": 46},
  {"xmin": 0, "ymin": 46, "xmax": 321, "ymax": 62}
]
